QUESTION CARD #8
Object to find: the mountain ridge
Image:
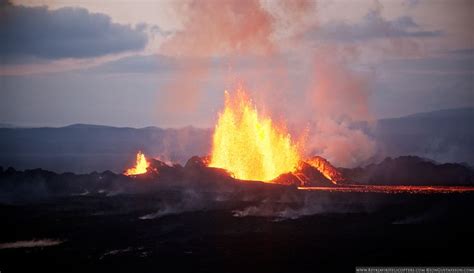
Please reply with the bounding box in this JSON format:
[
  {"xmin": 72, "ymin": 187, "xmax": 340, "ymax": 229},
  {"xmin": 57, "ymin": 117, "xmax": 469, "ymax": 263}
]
[{"xmin": 0, "ymin": 107, "xmax": 472, "ymax": 172}]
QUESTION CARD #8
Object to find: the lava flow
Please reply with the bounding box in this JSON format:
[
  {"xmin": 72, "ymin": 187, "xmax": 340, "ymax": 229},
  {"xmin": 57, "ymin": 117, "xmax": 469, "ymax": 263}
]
[
  {"xmin": 209, "ymin": 89, "xmax": 301, "ymax": 182},
  {"xmin": 124, "ymin": 151, "xmax": 150, "ymax": 176},
  {"xmin": 305, "ymin": 156, "xmax": 344, "ymax": 184}
]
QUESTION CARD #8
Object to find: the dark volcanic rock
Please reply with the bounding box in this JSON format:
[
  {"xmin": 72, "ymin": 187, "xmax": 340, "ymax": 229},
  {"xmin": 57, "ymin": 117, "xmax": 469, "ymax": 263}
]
[
  {"xmin": 297, "ymin": 162, "xmax": 335, "ymax": 186},
  {"xmin": 125, "ymin": 156, "xmax": 236, "ymax": 190},
  {"xmin": 2, "ymin": 155, "xmax": 472, "ymax": 203},
  {"xmin": 182, "ymin": 156, "xmax": 235, "ymax": 188},
  {"xmin": 272, "ymin": 172, "xmax": 302, "ymax": 186},
  {"xmin": 341, "ymin": 156, "xmax": 474, "ymax": 186},
  {"xmin": 184, "ymin": 155, "xmax": 210, "ymax": 169},
  {"xmin": 272, "ymin": 162, "xmax": 334, "ymax": 187}
]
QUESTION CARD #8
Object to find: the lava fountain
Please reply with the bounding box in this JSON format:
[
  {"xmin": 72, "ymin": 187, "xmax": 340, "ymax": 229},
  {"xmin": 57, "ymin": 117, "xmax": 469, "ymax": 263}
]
[
  {"xmin": 209, "ymin": 88, "xmax": 301, "ymax": 182},
  {"xmin": 124, "ymin": 151, "xmax": 150, "ymax": 176}
]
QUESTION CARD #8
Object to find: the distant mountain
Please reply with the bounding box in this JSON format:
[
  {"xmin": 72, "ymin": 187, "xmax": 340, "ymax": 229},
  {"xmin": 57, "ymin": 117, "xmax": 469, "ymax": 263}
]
[
  {"xmin": 371, "ymin": 107, "xmax": 474, "ymax": 166},
  {"xmin": 0, "ymin": 107, "xmax": 472, "ymax": 173},
  {"xmin": 405, "ymin": 107, "xmax": 474, "ymax": 119},
  {"xmin": 0, "ymin": 125, "xmax": 212, "ymax": 173},
  {"xmin": 64, "ymin": 123, "xmax": 128, "ymax": 129},
  {"xmin": 0, "ymin": 123, "xmax": 17, "ymax": 128}
]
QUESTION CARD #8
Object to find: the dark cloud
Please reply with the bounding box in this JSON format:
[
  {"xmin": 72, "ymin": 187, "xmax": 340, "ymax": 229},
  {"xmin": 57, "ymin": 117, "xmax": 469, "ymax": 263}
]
[
  {"xmin": 0, "ymin": 2, "xmax": 148, "ymax": 60},
  {"xmin": 310, "ymin": 11, "xmax": 442, "ymax": 43}
]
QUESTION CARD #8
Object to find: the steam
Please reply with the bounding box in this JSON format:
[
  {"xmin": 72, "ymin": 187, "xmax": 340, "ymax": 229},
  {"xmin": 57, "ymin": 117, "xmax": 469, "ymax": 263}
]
[
  {"xmin": 161, "ymin": 0, "xmax": 274, "ymax": 57},
  {"xmin": 139, "ymin": 189, "xmax": 211, "ymax": 219},
  {"xmin": 160, "ymin": 0, "xmax": 314, "ymax": 110},
  {"xmin": 233, "ymin": 191, "xmax": 370, "ymax": 220},
  {"xmin": 0, "ymin": 239, "xmax": 63, "ymax": 249},
  {"xmin": 160, "ymin": 0, "xmax": 276, "ymax": 114},
  {"xmin": 303, "ymin": 46, "xmax": 376, "ymax": 167},
  {"xmin": 159, "ymin": 0, "xmax": 382, "ymax": 167}
]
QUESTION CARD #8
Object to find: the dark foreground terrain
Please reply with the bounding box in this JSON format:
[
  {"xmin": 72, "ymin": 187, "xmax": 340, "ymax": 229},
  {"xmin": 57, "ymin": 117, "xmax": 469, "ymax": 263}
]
[{"xmin": 1, "ymin": 189, "xmax": 473, "ymax": 273}]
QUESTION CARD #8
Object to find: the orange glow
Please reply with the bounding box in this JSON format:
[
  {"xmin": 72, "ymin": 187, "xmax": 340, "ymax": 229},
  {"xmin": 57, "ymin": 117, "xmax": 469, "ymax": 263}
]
[
  {"xmin": 209, "ymin": 88, "xmax": 301, "ymax": 181},
  {"xmin": 305, "ymin": 156, "xmax": 344, "ymax": 184},
  {"xmin": 124, "ymin": 151, "xmax": 150, "ymax": 176},
  {"xmin": 298, "ymin": 185, "xmax": 474, "ymax": 194}
]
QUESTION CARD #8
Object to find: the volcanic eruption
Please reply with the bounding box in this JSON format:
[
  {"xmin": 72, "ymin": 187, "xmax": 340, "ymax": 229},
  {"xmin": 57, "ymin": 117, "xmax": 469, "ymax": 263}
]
[
  {"xmin": 208, "ymin": 88, "xmax": 301, "ymax": 182},
  {"xmin": 124, "ymin": 151, "xmax": 150, "ymax": 176},
  {"xmin": 122, "ymin": 87, "xmax": 347, "ymax": 187}
]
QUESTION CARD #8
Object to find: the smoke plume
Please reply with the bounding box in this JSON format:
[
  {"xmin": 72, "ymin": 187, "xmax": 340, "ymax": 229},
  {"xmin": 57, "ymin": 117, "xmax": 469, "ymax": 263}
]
[
  {"xmin": 160, "ymin": 0, "xmax": 379, "ymax": 167},
  {"xmin": 303, "ymin": 46, "xmax": 376, "ymax": 167},
  {"xmin": 160, "ymin": 0, "xmax": 314, "ymax": 110}
]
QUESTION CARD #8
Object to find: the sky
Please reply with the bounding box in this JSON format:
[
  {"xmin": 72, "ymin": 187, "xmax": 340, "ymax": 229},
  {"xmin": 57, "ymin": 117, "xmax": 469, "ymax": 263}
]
[{"xmin": 0, "ymin": 0, "xmax": 473, "ymax": 128}]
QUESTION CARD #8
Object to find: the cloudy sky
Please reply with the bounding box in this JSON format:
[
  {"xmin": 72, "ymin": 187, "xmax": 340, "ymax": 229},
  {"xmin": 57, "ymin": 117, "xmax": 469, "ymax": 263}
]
[{"xmin": 0, "ymin": 0, "xmax": 473, "ymax": 127}]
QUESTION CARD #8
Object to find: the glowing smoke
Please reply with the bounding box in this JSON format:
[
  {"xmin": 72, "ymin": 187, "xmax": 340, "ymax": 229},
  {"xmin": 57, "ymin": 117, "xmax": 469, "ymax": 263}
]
[{"xmin": 159, "ymin": 0, "xmax": 377, "ymax": 167}]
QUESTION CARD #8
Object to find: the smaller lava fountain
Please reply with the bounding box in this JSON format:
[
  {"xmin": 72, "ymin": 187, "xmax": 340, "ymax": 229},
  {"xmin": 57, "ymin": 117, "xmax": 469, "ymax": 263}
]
[{"xmin": 124, "ymin": 151, "xmax": 150, "ymax": 176}]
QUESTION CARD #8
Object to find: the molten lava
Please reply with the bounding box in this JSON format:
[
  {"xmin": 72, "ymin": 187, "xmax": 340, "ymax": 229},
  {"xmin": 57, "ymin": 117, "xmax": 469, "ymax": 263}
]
[
  {"xmin": 306, "ymin": 156, "xmax": 344, "ymax": 184},
  {"xmin": 124, "ymin": 151, "xmax": 150, "ymax": 176},
  {"xmin": 209, "ymin": 89, "xmax": 301, "ymax": 181}
]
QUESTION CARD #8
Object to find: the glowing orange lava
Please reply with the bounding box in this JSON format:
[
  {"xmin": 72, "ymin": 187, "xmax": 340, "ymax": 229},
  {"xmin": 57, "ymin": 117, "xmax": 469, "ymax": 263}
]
[
  {"xmin": 305, "ymin": 156, "xmax": 344, "ymax": 184},
  {"xmin": 209, "ymin": 88, "xmax": 301, "ymax": 181},
  {"xmin": 124, "ymin": 151, "xmax": 150, "ymax": 176},
  {"xmin": 298, "ymin": 185, "xmax": 474, "ymax": 194}
]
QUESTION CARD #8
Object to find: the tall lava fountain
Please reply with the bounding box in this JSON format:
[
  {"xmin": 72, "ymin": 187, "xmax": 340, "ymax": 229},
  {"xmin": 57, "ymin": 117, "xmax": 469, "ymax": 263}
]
[{"xmin": 209, "ymin": 88, "xmax": 301, "ymax": 182}]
